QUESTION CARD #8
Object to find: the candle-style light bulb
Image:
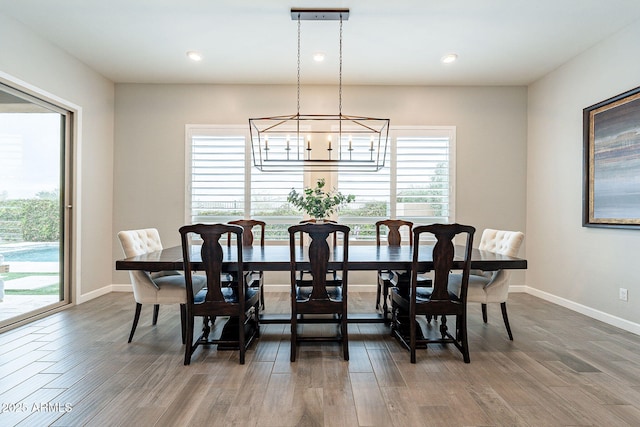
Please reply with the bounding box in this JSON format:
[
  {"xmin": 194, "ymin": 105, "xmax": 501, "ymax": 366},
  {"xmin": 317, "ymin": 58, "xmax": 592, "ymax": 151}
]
[
  {"xmin": 286, "ymin": 135, "xmax": 290, "ymax": 150},
  {"xmin": 348, "ymin": 135, "xmax": 353, "ymax": 150},
  {"xmin": 328, "ymin": 135, "xmax": 332, "ymax": 150},
  {"xmin": 306, "ymin": 135, "xmax": 311, "ymax": 150}
]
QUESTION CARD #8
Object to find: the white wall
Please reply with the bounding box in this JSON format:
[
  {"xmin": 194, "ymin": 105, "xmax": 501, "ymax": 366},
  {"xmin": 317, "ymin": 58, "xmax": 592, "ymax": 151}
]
[
  {"xmin": 0, "ymin": 15, "xmax": 115, "ymax": 300},
  {"xmin": 113, "ymin": 84, "xmax": 528, "ymax": 284},
  {"xmin": 527, "ymin": 20, "xmax": 640, "ymax": 329}
]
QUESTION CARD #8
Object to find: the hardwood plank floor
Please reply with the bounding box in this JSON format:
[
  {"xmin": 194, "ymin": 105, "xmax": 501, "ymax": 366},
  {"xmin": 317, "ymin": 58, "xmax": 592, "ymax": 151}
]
[{"xmin": 1, "ymin": 292, "xmax": 640, "ymax": 426}]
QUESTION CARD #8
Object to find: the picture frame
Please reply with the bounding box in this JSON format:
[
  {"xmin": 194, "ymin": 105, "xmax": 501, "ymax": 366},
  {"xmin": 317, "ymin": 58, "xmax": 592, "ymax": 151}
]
[{"xmin": 583, "ymin": 86, "xmax": 640, "ymax": 228}]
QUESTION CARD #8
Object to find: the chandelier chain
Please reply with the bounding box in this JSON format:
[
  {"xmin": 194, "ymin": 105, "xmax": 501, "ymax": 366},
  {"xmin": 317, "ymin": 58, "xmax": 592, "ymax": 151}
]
[
  {"xmin": 339, "ymin": 14, "xmax": 343, "ymax": 116},
  {"xmin": 297, "ymin": 15, "xmax": 301, "ymax": 115}
]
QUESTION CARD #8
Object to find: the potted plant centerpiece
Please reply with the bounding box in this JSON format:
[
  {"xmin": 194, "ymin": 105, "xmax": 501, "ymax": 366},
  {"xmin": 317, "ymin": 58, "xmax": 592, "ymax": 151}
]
[{"xmin": 287, "ymin": 178, "xmax": 355, "ymax": 222}]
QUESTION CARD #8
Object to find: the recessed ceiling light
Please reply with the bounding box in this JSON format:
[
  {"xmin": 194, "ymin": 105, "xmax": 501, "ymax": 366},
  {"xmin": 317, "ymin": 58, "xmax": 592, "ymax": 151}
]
[
  {"xmin": 187, "ymin": 51, "xmax": 203, "ymax": 61},
  {"xmin": 313, "ymin": 52, "xmax": 325, "ymax": 62},
  {"xmin": 441, "ymin": 53, "xmax": 458, "ymax": 64}
]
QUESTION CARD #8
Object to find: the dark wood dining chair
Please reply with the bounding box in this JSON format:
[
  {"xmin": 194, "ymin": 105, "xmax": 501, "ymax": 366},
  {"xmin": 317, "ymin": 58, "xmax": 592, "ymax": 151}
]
[
  {"xmin": 180, "ymin": 223, "xmax": 260, "ymax": 365},
  {"xmin": 375, "ymin": 219, "xmax": 413, "ymax": 321},
  {"xmin": 228, "ymin": 219, "xmax": 266, "ymax": 309},
  {"xmin": 390, "ymin": 223, "xmax": 475, "ymax": 363},
  {"xmin": 288, "ymin": 222, "xmax": 350, "ymax": 362}
]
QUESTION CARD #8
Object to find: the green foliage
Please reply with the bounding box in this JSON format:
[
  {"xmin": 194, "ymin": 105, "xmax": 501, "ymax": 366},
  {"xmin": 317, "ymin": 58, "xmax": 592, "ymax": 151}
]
[
  {"xmin": 21, "ymin": 199, "xmax": 60, "ymax": 241},
  {"xmin": 287, "ymin": 178, "xmax": 355, "ymax": 219},
  {"xmin": 341, "ymin": 201, "xmax": 388, "ymax": 217},
  {"xmin": 36, "ymin": 189, "xmax": 60, "ymax": 200},
  {"xmin": 0, "ymin": 199, "xmax": 60, "ymax": 242},
  {"xmin": 197, "ymin": 210, "xmax": 244, "ymax": 217}
]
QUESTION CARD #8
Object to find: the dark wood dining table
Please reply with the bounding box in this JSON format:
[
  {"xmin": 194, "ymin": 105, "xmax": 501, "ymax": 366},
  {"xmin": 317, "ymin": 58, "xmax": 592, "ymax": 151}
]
[
  {"xmin": 116, "ymin": 244, "xmax": 527, "ymax": 273},
  {"xmin": 116, "ymin": 243, "xmax": 527, "ymax": 324}
]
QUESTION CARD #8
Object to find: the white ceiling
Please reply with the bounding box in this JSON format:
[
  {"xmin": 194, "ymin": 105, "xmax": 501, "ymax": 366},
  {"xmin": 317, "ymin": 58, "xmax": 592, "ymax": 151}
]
[{"xmin": 2, "ymin": 0, "xmax": 640, "ymax": 86}]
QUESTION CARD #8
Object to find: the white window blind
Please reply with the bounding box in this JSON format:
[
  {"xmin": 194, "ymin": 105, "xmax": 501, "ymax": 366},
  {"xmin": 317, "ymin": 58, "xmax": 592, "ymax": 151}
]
[
  {"xmin": 337, "ymin": 162, "xmax": 391, "ymax": 241},
  {"xmin": 189, "ymin": 134, "xmax": 245, "ymax": 223},
  {"xmin": 396, "ymin": 134, "xmax": 452, "ymax": 223},
  {"xmin": 187, "ymin": 126, "xmax": 303, "ymax": 240},
  {"xmin": 338, "ymin": 127, "xmax": 455, "ymax": 238},
  {"xmin": 251, "ymin": 168, "xmax": 303, "ymax": 241}
]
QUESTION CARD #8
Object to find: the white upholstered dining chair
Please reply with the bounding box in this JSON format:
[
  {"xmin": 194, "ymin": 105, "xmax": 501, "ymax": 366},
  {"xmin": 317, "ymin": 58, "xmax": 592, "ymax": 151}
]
[
  {"xmin": 118, "ymin": 228, "xmax": 206, "ymax": 343},
  {"xmin": 448, "ymin": 228, "xmax": 524, "ymax": 340}
]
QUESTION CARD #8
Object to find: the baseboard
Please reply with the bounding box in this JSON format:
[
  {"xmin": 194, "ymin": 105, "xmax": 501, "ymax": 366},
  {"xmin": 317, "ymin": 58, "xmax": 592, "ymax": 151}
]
[
  {"xmin": 522, "ymin": 285, "xmax": 640, "ymax": 336},
  {"xmin": 76, "ymin": 285, "xmax": 115, "ymax": 304},
  {"xmin": 508, "ymin": 284, "xmax": 527, "ymax": 293}
]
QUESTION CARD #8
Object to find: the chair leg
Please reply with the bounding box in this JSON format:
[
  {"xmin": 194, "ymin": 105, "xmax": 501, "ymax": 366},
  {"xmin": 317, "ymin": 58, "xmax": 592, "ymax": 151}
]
[
  {"xmin": 152, "ymin": 304, "xmax": 160, "ymax": 325},
  {"xmin": 128, "ymin": 303, "xmax": 143, "ymax": 343},
  {"xmin": 239, "ymin": 312, "xmax": 246, "ymax": 365},
  {"xmin": 460, "ymin": 313, "xmax": 470, "ymax": 363},
  {"xmin": 481, "ymin": 303, "xmax": 488, "ymax": 323},
  {"xmin": 180, "ymin": 304, "xmax": 186, "ymax": 344},
  {"xmin": 382, "ymin": 282, "xmax": 391, "ymax": 322},
  {"xmin": 342, "ymin": 315, "xmax": 349, "ymax": 361},
  {"xmin": 500, "ymin": 302, "xmax": 514, "ymax": 341},
  {"xmin": 375, "ymin": 281, "xmax": 382, "ymax": 310},
  {"xmin": 184, "ymin": 313, "xmax": 194, "ymax": 365},
  {"xmin": 409, "ymin": 311, "xmax": 417, "ymax": 364},
  {"xmin": 290, "ymin": 314, "xmax": 297, "ymax": 362}
]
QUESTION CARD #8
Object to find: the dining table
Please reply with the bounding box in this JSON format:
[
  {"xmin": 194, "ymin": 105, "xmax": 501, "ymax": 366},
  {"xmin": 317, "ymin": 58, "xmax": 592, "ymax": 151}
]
[{"xmin": 116, "ymin": 243, "xmax": 527, "ymax": 324}]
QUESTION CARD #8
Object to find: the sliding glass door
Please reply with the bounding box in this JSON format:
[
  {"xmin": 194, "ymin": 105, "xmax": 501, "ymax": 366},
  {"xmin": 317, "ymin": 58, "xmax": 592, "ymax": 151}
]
[{"xmin": 0, "ymin": 83, "xmax": 72, "ymax": 329}]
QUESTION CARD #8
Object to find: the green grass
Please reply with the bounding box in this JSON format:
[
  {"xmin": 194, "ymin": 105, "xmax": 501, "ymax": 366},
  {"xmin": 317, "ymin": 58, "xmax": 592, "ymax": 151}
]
[
  {"xmin": 5, "ymin": 284, "xmax": 60, "ymax": 295},
  {"xmin": 1, "ymin": 273, "xmax": 60, "ymax": 295},
  {"xmin": 2, "ymin": 272, "xmax": 56, "ymax": 280}
]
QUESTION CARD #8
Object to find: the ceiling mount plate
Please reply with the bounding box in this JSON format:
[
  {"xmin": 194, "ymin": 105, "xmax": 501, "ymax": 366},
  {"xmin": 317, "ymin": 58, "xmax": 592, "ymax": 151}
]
[{"xmin": 290, "ymin": 8, "xmax": 349, "ymax": 21}]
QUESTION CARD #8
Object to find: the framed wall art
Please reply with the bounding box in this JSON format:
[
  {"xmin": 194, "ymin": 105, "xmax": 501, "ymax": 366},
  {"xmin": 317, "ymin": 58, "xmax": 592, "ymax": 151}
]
[{"xmin": 583, "ymin": 86, "xmax": 640, "ymax": 228}]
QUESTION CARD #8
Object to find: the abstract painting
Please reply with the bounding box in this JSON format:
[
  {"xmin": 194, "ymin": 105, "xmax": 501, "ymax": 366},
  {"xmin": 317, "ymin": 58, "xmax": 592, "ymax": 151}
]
[{"xmin": 584, "ymin": 86, "xmax": 640, "ymax": 228}]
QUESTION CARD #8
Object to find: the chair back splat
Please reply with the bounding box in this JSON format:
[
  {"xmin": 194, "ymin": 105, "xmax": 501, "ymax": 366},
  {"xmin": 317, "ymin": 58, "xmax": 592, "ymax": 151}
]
[
  {"xmin": 287, "ymin": 222, "xmax": 350, "ymax": 362},
  {"xmin": 391, "ymin": 223, "xmax": 475, "ymax": 364},
  {"xmin": 180, "ymin": 223, "xmax": 260, "ymax": 365},
  {"xmin": 227, "ymin": 219, "xmax": 265, "ymax": 247},
  {"xmin": 228, "ymin": 219, "xmax": 266, "ymax": 309},
  {"xmin": 374, "ymin": 219, "xmax": 413, "ymax": 320}
]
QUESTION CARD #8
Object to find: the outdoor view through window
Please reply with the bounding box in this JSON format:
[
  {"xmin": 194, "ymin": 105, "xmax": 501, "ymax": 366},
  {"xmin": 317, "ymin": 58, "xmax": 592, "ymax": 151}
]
[{"xmin": 0, "ymin": 86, "xmax": 68, "ymax": 328}]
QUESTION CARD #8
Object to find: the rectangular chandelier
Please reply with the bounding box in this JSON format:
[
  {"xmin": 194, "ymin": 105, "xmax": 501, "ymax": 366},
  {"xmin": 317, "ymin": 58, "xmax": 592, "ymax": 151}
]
[
  {"xmin": 249, "ymin": 113, "xmax": 390, "ymax": 172},
  {"xmin": 248, "ymin": 8, "xmax": 390, "ymax": 172}
]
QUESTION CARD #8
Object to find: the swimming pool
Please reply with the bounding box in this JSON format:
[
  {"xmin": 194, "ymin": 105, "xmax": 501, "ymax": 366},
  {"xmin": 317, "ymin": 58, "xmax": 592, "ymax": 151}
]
[{"xmin": 1, "ymin": 245, "xmax": 60, "ymax": 262}]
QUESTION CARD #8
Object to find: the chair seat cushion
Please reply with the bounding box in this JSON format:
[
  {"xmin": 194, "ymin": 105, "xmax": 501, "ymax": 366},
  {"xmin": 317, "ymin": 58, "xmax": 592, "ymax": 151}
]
[
  {"xmin": 415, "ymin": 286, "xmax": 460, "ymax": 302},
  {"xmin": 295, "ymin": 282, "xmax": 343, "ymax": 302},
  {"xmin": 448, "ymin": 273, "xmax": 492, "ymax": 303},
  {"xmin": 150, "ymin": 274, "xmax": 206, "ymax": 304},
  {"xmin": 390, "ymin": 286, "xmax": 459, "ymax": 310},
  {"xmin": 193, "ymin": 285, "xmax": 258, "ymax": 304},
  {"xmin": 378, "ymin": 270, "xmax": 394, "ymax": 283},
  {"xmin": 388, "ymin": 270, "xmax": 433, "ymax": 287},
  {"xmin": 246, "ymin": 271, "xmax": 263, "ymax": 288}
]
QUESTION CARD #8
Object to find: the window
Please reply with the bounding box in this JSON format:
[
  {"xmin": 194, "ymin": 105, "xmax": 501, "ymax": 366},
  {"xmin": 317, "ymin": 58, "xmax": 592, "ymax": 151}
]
[
  {"xmin": 0, "ymin": 82, "xmax": 74, "ymax": 330},
  {"xmin": 187, "ymin": 125, "xmax": 454, "ymax": 242},
  {"xmin": 186, "ymin": 126, "xmax": 302, "ymax": 240},
  {"xmin": 338, "ymin": 127, "xmax": 455, "ymax": 240}
]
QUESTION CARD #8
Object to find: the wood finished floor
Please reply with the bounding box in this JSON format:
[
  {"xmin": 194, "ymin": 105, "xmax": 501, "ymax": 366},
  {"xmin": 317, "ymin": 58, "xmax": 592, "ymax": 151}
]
[{"xmin": 2, "ymin": 292, "xmax": 640, "ymax": 426}]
